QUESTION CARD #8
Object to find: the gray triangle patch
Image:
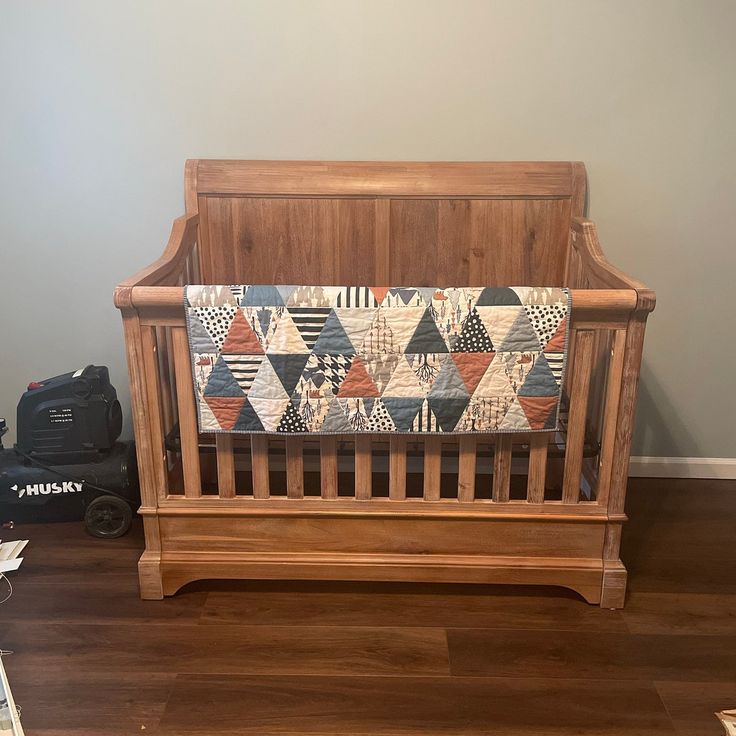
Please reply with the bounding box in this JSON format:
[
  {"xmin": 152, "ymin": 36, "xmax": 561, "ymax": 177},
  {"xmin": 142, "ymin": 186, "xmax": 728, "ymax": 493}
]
[
  {"xmin": 320, "ymin": 398, "xmax": 353, "ymax": 432},
  {"xmin": 498, "ymin": 312, "xmax": 542, "ymax": 352},
  {"xmin": 312, "ymin": 311, "xmax": 356, "ymax": 355}
]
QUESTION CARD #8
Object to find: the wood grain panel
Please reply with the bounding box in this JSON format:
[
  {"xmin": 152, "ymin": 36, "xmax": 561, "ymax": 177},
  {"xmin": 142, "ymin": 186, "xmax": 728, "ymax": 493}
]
[
  {"xmin": 202, "ymin": 197, "xmax": 377, "ymax": 284},
  {"xmin": 388, "ymin": 199, "xmax": 439, "ymax": 285},
  {"xmin": 336, "ymin": 198, "xmax": 378, "ymax": 282},
  {"xmin": 388, "ymin": 199, "xmax": 571, "ymax": 286},
  {"xmin": 158, "ymin": 515, "xmax": 605, "ymax": 558},
  {"xmin": 201, "ymin": 195, "xmax": 571, "ymax": 288}
]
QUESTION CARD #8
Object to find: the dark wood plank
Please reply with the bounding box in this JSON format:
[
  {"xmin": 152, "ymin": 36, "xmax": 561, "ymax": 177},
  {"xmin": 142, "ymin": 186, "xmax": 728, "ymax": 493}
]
[
  {"xmin": 1, "ymin": 668, "xmax": 173, "ymax": 735},
  {"xmin": 0, "ymin": 580, "xmax": 207, "ymax": 624},
  {"xmin": 0, "ymin": 521, "xmax": 143, "ymax": 584},
  {"xmin": 624, "ymin": 479, "xmax": 736, "ymax": 594},
  {"xmin": 3, "ymin": 622, "xmax": 449, "ymax": 676},
  {"xmin": 200, "ymin": 581, "xmax": 627, "ymax": 632},
  {"xmin": 655, "ymin": 681, "xmax": 736, "ymax": 736},
  {"xmin": 623, "ymin": 592, "xmax": 736, "ymax": 636},
  {"xmin": 447, "ymin": 629, "xmax": 736, "ymax": 681},
  {"xmin": 159, "ymin": 674, "xmax": 675, "ymax": 735}
]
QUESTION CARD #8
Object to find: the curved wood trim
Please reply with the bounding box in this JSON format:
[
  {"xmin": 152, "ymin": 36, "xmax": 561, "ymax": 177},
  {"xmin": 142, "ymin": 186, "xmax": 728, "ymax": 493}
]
[
  {"xmin": 571, "ymin": 217, "xmax": 656, "ymax": 313},
  {"xmin": 156, "ymin": 554, "xmax": 605, "ymax": 605},
  {"xmin": 113, "ymin": 214, "xmax": 199, "ymax": 309}
]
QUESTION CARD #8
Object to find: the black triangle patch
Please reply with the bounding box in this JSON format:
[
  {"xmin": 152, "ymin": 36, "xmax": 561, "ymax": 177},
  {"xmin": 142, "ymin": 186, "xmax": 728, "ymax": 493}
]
[
  {"xmin": 452, "ymin": 309, "xmax": 494, "ymax": 353},
  {"xmin": 276, "ymin": 400, "xmax": 309, "ymax": 433}
]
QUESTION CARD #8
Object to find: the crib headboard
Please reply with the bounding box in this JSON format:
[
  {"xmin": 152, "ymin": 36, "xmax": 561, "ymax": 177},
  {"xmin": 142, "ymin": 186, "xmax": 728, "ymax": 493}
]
[{"xmin": 185, "ymin": 160, "xmax": 586, "ymax": 287}]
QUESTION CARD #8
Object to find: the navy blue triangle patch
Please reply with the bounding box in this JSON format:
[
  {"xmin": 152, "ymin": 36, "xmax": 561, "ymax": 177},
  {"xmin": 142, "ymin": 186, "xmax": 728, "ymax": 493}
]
[
  {"xmin": 382, "ymin": 397, "xmax": 425, "ymax": 431},
  {"xmin": 518, "ymin": 353, "xmax": 559, "ymax": 397},
  {"xmin": 204, "ymin": 356, "xmax": 244, "ymax": 397},
  {"xmin": 267, "ymin": 354, "xmax": 311, "ymax": 395},
  {"xmin": 476, "ymin": 287, "xmax": 522, "ymax": 306},
  {"xmin": 232, "ymin": 399, "xmax": 265, "ymax": 431},
  {"xmin": 426, "ymin": 396, "xmax": 469, "ymax": 432},
  {"xmin": 405, "ymin": 307, "xmax": 449, "ymax": 354}
]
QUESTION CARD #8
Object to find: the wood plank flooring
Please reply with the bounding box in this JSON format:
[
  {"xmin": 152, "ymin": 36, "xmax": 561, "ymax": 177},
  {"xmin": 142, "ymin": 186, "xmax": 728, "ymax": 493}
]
[{"xmin": 1, "ymin": 477, "xmax": 734, "ymax": 735}]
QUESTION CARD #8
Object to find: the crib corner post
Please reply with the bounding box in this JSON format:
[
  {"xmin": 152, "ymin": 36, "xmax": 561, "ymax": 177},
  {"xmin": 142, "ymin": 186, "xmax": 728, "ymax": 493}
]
[
  {"xmin": 607, "ymin": 310, "xmax": 648, "ymax": 514},
  {"xmin": 600, "ymin": 560, "xmax": 627, "ymax": 609},
  {"xmin": 603, "ymin": 298, "xmax": 653, "ymax": 573},
  {"xmin": 138, "ymin": 550, "xmax": 164, "ymax": 600}
]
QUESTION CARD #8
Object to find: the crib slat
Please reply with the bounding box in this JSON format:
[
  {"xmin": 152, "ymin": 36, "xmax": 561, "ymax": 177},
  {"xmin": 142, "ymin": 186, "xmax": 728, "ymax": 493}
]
[
  {"xmin": 457, "ymin": 436, "xmax": 476, "ymax": 502},
  {"xmin": 492, "ymin": 434, "xmax": 512, "ymax": 502},
  {"xmin": 155, "ymin": 326, "xmax": 175, "ymax": 437},
  {"xmin": 171, "ymin": 327, "xmax": 201, "ymax": 498},
  {"xmin": 216, "ymin": 434, "xmax": 236, "ymax": 498},
  {"xmin": 423, "ymin": 437, "xmax": 442, "ymax": 501},
  {"xmin": 286, "ymin": 437, "xmax": 304, "ymax": 499},
  {"xmin": 562, "ymin": 330, "xmax": 595, "ymax": 504},
  {"xmin": 596, "ymin": 329, "xmax": 627, "ymax": 507},
  {"xmin": 319, "ymin": 436, "xmax": 338, "ymax": 499},
  {"xmin": 250, "ymin": 434, "xmax": 270, "ymax": 499},
  {"xmin": 140, "ymin": 326, "xmax": 169, "ymax": 500},
  {"xmin": 355, "ymin": 435, "xmax": 373, "ymax": 500},
  {"xmin": 389, "ymin": 436, "xmax": 407, "ymax": 501},
  {"xmin": 527, "ymin": 433, "xmax": 548, "ymax": 503}
]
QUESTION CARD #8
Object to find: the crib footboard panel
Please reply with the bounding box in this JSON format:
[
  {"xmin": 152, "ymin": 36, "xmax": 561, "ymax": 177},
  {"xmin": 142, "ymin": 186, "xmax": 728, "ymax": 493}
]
[{"xmin": 150, "ymin": 512, "xmax": 608, "ymax": 604}]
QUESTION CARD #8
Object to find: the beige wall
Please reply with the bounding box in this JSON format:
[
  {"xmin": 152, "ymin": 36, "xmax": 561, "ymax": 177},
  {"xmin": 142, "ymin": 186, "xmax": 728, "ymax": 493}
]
[{"xmin": 1, "ymin": 0, "xmax": 734, "ymax": 457}]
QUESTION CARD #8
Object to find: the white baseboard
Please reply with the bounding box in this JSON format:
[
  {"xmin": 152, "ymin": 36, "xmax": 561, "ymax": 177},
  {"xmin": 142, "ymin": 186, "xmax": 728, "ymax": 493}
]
[{"xmin": 628, "ymin": 456, "xmax": 736, "ymax": 480}]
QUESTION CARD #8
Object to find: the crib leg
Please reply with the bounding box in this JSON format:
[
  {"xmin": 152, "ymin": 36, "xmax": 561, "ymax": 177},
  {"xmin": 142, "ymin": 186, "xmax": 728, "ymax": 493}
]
[
  {"xmin": 600, "ymin": 560, "xmax": 627, "ymax": 609},
  {"xmin": 138, "ymin": 552, "xmax": 164, "ymax": 600}
]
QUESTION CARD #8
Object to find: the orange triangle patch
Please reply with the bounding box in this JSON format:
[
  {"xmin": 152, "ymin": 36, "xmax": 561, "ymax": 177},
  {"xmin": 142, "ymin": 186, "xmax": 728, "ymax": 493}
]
[
  {"xmin": 205, "ymin": 396, "xmax": 247, "ymax": 430},
  {"xmin": 451, "ymin": 352, "xmax": 496, "ymax": 395},
  {"xmin": 543, "ymin": 318, "xmax": 567, "ymax": 352},
  {"xmin": 370, "ymin": 287, "xmax": 390, "ymax": 305},
  {"xmin": 517, "ymin": 395, "xmax": 558, "ymax": 430},
  {"xmin": 337, "ymin": 356, "xmax": 380, "ymax": 398},
  {"xmin": 221, "ymin": 310, "xmax": 264, "ymax": 354}
]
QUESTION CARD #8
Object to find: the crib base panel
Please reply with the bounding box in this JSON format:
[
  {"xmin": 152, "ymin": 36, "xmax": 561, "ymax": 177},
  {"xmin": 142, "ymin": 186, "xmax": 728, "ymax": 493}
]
[{"xmin": 137, "ymin": 513, "xmax": 627, "ymax": 608}]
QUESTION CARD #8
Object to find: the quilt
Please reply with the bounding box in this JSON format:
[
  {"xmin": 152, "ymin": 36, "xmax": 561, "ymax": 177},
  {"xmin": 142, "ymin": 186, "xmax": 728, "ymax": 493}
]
[{"xmin": 185, "ymin": 285, "xmax": 570, "ymax": 435}]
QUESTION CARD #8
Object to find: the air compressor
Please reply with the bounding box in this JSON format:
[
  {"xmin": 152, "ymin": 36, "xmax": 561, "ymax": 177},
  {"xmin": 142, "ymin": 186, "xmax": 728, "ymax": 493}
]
[{"xmin": 0, "ymin": 365, "xmax": 139, "ymax": 538}]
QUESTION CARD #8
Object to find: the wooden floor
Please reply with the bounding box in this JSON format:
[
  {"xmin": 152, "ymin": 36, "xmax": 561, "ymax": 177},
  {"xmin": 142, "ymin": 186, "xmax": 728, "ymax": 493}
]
[{"xmin": 1, "ymin": 477, "xmax": 735, "ymax": 735}]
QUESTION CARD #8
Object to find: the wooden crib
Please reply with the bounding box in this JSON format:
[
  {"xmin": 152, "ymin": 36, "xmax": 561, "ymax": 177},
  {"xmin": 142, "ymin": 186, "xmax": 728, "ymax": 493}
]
[{"xmin": 114, "ymin": 160, "xmax": 654, "ymax": 607}]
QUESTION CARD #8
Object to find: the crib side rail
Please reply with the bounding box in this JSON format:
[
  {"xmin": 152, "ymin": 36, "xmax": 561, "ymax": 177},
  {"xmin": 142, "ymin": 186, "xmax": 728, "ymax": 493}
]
[{"xmin": 119, "ymin": 280, "xmax": 651, "ymax": 527}]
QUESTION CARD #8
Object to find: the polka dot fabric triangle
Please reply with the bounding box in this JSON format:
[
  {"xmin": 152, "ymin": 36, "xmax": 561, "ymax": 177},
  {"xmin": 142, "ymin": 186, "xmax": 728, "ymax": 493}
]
[{"xmin": 185, "ymin": 285, "xmax": 571, "ymax": 434}]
